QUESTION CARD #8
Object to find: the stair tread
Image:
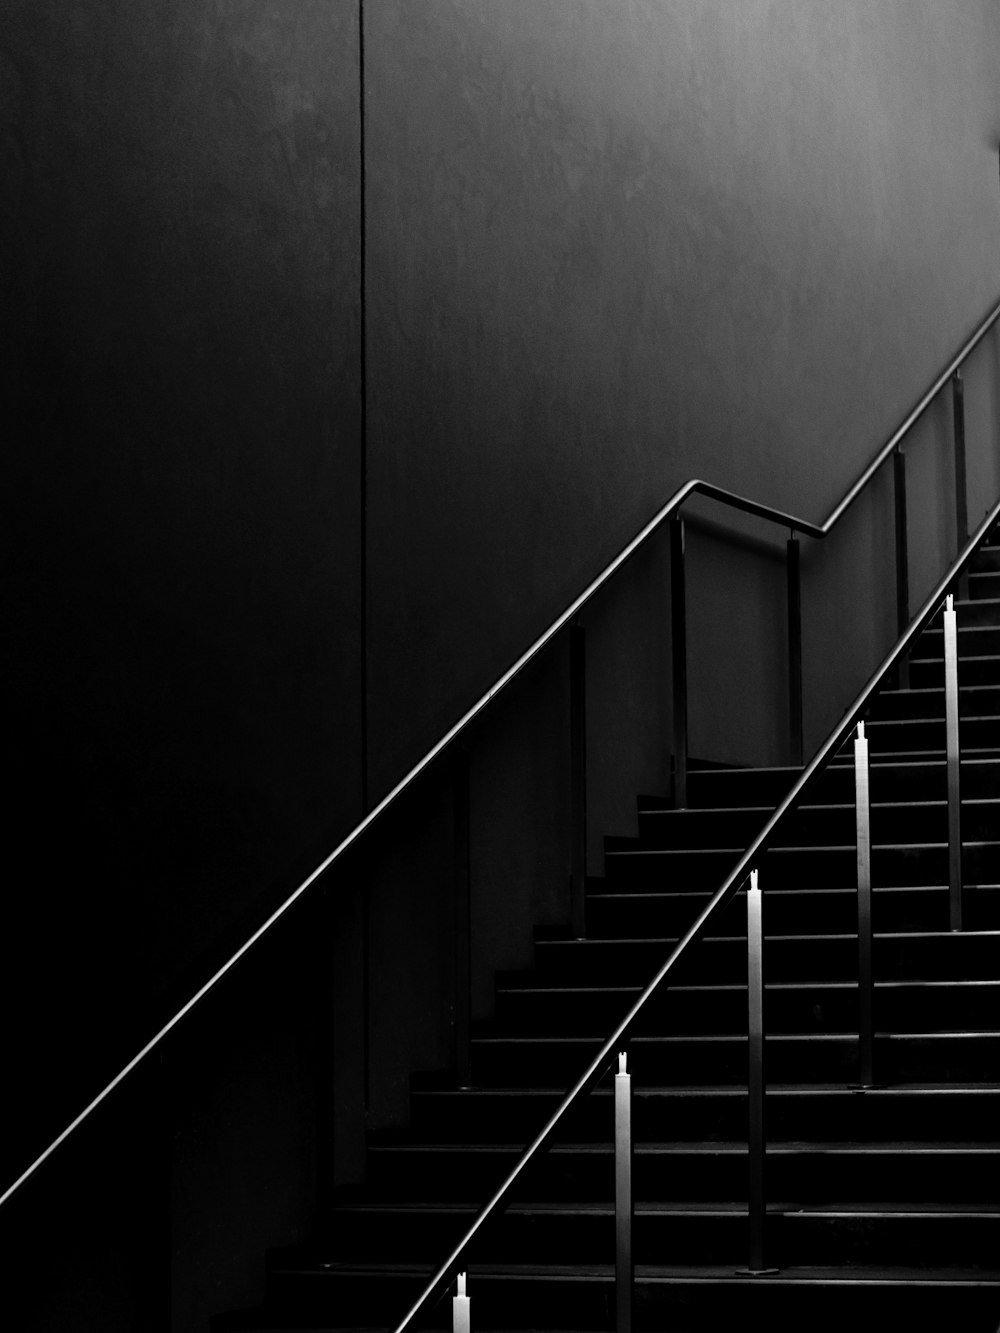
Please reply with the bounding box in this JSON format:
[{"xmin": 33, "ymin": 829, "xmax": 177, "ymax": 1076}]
[
  {"xmin": 642, "ymin": 798, "xmax": 1000, "ymax": 813},
  {"xmin": 538, "ymin": 929, "xmax": 1000, "ymax": 944},
  {"xmin": 606, "ymin": 839, "xmax": 1000, "ymax": 854},
  {"xmin": 880, "ymin": 683, "xmax": 1000, "ymax": 694},
  {"xmin": 869, "ymin": 712, "xmax": 1000, "ymax": 721},
  {"xmin": 367, "ymin": 1141, "xmax": 1000, "ymax": 1155},
  {"xmin": 327, "ymin": 1200, "xmax": 1000, "ymax": 1218},
  {"xmin": 474, "ymin": 1030, "xmax": 1000, "ymax": 1042},
  {"xmin": 411, "ymin": 1081, "xmax": 1000, "ymax": 1096},
  {"xmin": 498, "ymin": 979, "xmax": 1000, "ymax": 993},
  {"xmin": 587, "ymin": 882, "xmax": 1000, "ymax": 899},
  {"xmin": 266, "ymin": 1257, "xmax": 1000, "ymax": 1283}
]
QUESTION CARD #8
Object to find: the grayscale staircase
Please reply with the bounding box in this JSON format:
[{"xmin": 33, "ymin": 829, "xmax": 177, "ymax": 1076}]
[{"xmin": 214, "ymin": 536, "xmax": 1000, "ymax": 1330}]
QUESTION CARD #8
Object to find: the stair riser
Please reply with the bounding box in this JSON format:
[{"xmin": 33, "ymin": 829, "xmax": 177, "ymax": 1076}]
[
  {"xmin": 969, "ymin": 568, "xmax": 1000, "ymax": 595},
  {"xmin": 471, "ymin": 1034, "xmax": 1000, "ymax": 1086},
  {"xmin": 928, "ymin": 599, "xmax": 1000, "ymax": 628},
  {"xmin": 260, "ymin": 1271, "xmax": 1000, "ymax": 1333},
  {"xmin": 633, "ymin": 802, "xmax": 1000, "ymax": 849},
  {"xmin": 585, "ymin": 886, "xmax": 1000, "ymax": 936},
  {"xmin": 406, "ymin": 1088, "xmax": 1000, "ymax": 1145},
  {"xmin": 913, "ymin": 626, "xmax": 1000, "ymax": 658},
  {"xmin": 488, "ymin": 982, "xmax": 1000, "ymax": 1036},
  {"xmin": 864, "ymin": 716, "xmax": 1000, "ymax": 751},
  {"xmin": 316, "ymin": 1209, "xmax": 1000, "ymax": 1267},
  {"xmin": 679, "ymin": 770, "xmax": 801, "ymax": 808},
  {"xmin": 361, "ymin": 1149, "xmax": 1000, "ymax": 1204},
  {"xmin": 870, "ymin": 686, "xmax": 1000, "ymax": 719},
  {"xmin": 672, "ymin": 759, "xmax": 1000, "ymax": 807},
  {"xmin": 528, "ymin": 933, "xmax": 1000, "ymax": 985},
  {"xmin": 910, "ymin": 656, "xmax": 1000, "ymax": 687},
  {"xmin": 603, "ymin": 844, "xmax": 1000, "ymax": 890}
]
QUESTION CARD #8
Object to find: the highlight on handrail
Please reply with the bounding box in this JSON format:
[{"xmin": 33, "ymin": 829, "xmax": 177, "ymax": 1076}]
[
  {"xmin": 2, "ymin": 295, "xmax": 998, "ymax": 1220},
  {"xmin": 391, "ymin": 474, "xmax": 1000, "ymax": 1333}
]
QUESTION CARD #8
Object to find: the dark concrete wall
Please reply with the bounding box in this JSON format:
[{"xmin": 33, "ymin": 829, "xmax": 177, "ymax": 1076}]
[{"xmin": 3, "ymin": 0, "xmax": 361, "ymax": 1327}]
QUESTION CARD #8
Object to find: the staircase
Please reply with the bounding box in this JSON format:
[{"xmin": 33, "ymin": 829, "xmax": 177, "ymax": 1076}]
[{"xmin": 216, "ymin": 541, "xmax": 1000, "ymax": 1329}]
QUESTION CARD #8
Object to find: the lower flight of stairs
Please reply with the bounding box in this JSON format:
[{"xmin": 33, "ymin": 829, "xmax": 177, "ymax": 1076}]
[{"xmin": 217, "ymin": 546, "xmax": 1000, "ymax": 1332}]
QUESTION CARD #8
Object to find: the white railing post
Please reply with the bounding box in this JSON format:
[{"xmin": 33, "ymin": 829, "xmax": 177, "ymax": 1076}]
[
  {"xmin": 746, "ymin": 869, "xmax": 766, "ymax": 1273},
  {"xmin": 615, "ymin": 1051, "xmax": 633, "ymax": 1333},
  {"xmin": 855, "ymin": 722, "xmax": 874, "ymax": 1088},
  {"xmin": 944, "ymin": 594, "xmax": 963, "ymax": 931}
]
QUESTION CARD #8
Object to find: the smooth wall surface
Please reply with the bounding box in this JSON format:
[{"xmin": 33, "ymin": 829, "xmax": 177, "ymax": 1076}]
[
  {"xmin": 3, "ymin": 0, "xmax": 361, "ymax": 1326},
  {"xmin": 366, "ymin": 0, "xmax": 1000, "ymax": 794}
]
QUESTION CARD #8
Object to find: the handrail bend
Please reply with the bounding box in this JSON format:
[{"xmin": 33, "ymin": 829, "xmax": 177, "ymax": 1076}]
[
  {"xmin": 393, "ymin": 484, "xmax": 1000, "ymax": 1333},
  {"xmin": 2, "ymin": 297, "xmax": 998, "ymax": 1217}
]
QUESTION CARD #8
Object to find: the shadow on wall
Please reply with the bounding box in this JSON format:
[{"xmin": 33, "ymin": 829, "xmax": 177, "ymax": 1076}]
[{"xmin": 2, "ymin": 0, "xmax": 361, "ymax": 1329}]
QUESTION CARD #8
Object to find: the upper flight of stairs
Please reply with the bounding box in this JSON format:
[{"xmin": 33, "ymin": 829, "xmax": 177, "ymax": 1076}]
[{"xmin": 217, "ymin": 540, "xmax": 1000, "ymax": 1331}]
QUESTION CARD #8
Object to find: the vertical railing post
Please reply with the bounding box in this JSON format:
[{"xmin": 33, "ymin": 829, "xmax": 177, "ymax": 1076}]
[
  {"xmin": 953, "ymin": 369, "xmax": 969, "ymax": 598},
  {"xmin": 855, "ymin": 722, "xmax": 874, "ymax": 1089},
  {"xmin": 670, "ymin": 515, "xmax": 688, "ymax": 809},
  {"xmin": 893, "ymin": 447, "xmax": 910, "ymax": 690},
  {"xmin": 953, "ymin": 370, "xmax": 970, "ymax": 602},
  {"xmin": 615, "ymin": 1051, "xmax": 633, "ymax": 1333},
  {"xmin": 453, "ymin": 748, "xmax": 472, "ymax": 1088},
  {"xmin": 746, "ymin": 868, "xmax": 767, "ymax": 1273},
  {"xmin": 569, "ymin": 621, "xmax": 587, "ymax": 940},
  {"xmin": 453, "ymin": 1273, "xmax": 470, "ymax": 1333},
  {"xmin": 787, "ymin": 532, "xmax": 803, "ymax": 766},
  {"xmin": 944, "ymin": 594, "xmax": 963, "ymax": 931}
]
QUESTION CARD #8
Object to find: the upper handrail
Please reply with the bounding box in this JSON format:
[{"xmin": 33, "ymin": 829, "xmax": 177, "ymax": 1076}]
[
  {"xmin": 2, "ymin": 296, "xmax": 998, "ymax": 1217},
  {"xmin": 822, "ymin": 296, "xmax": 1000, "ymax": 531},
  {"xmin": 393, "ymin": 466, "xmax": 1000, "ymax": 1333}
]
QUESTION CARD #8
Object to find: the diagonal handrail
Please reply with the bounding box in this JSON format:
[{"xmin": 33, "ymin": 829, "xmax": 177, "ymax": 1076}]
[
  {"xmin": 2, "ymin": 297, "xmax": 998, "ymax": 1217},
  {"xmin": 392, "ymin": 482, "xmax": 1000, "ymax": 1333}
]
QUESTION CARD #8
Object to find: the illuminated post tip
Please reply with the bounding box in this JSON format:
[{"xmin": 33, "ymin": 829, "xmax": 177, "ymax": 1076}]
[
  {"xmin": 618, "ymin": 1051, "xmax": 627, "ymax": 1075},
  {"xmin": 946, "ymin": 593, "xmax": 954, "ymax": 612},
  {"xmin": 453, "ymin": 1272, "xmax": 470, "ymax": 1333},
  {"xmin": 749, "ymin": 868, "xmax": 759, "ymax": 892},
  {"xmin": 857, "ymin": 720, "xmax": 865, "ymax": 741}
]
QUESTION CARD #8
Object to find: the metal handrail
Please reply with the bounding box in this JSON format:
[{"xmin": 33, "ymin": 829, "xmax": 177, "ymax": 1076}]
[
  {"xmin": 393, "ymin": 480, "xmax": 1000, "ymax": 1333},
  {"xmin": 2, "ymin": 297, "xmax": 998, "ymax": 1218}
]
